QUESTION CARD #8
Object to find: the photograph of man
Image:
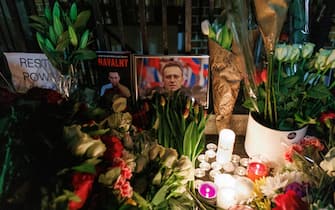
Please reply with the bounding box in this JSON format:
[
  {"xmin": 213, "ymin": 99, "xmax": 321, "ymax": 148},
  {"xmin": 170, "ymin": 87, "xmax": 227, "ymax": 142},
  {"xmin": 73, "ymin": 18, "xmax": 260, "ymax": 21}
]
[
  {"xmin": 161, "ymin": 61, "xmax": 185, "ymax": 92},
  {"xmin": 100, "ymin": 71, "xmax": 130, "ymax": 107}
]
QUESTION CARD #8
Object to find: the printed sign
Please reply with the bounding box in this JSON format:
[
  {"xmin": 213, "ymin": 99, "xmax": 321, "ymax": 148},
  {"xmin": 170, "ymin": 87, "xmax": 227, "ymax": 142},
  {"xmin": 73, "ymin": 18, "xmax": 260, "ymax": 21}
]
[{"xmin": 3, "ymin": 52, "xmax": 61, "ymax": 93}]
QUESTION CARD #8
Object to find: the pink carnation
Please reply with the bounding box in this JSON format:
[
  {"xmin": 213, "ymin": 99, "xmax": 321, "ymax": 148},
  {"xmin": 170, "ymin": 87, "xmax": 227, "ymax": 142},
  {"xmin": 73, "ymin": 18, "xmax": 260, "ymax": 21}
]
[{"xmin": 285, "ymin": 144, "xmax": 303, "ymax": 162}]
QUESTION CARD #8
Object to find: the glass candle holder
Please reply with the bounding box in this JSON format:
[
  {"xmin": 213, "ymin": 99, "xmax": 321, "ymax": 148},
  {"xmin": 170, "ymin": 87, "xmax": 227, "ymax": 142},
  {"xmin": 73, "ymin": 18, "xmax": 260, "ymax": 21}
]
[
  {"xmin": 209, "ymin": 169, "xmax": 221, "ymax": 181},
  {"xmin": 247, "ymin": 162, "xmax": 269, "ymax": 181},
  {"xmin": 199, "ymin": 162, "xmax": 211, "ymax": 171},
  {"xmin": 205, "ymin": 149, "xmax": 216, "ymax": 161},
  {"xmin": 206, "ymin": 143, "xmax": 218, "ymax": 151},
  {"xmin": 222, "ymin": 162, "xmax": 235, "ymax": 173},
  {"xmin": 231, "ymin": 154, "xmax": 241, "ymax": 166},
  {"xmin": 234, "ymin": 166, "xmax": 247, "ymax": 176},
  {"xmin": 194, "ymin": 179, "xmax": 204, "ymax": 189},
  {"xmin": 211, "ymin": 161, "xmax": 222, "ymax": 171},
  {"xmin": 240, "ymin": 158, "xmax": 250, "ymax": 167},
  {"xmin": 198, "ymin": 181, "xmax": 217, "ymax": 199},
  {"xmin": 197, "ymin": 154, "xmax": 208, "ymax": 163},
  {"xmin": 194, "ymin": 168, "xmax": 206, "ymax": 178}
]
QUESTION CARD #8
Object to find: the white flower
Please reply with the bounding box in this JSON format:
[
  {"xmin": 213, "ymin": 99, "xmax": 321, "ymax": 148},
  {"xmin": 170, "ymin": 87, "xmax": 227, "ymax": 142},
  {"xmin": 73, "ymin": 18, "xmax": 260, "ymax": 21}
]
[
  {"xmin": 320, "ymin": 147, "xmax": 335, "ymax": 177},
  {"xmin": 275, "ymin": 44, "xmax": 288, "ymax": 62},
  {"xmin": 301, "ymin": 42, "xmax": 315, "ymax": 59},
  {"xmin": 201, "ymin": 19, "xmax": 210, "ymax": 36},
  {"xmin": 260, "ymin": 175, "xmax": 288, "ymax": 198},
  {"xmin": 315, "ymin": 49, "xmax": 332, "ymax": 71}
]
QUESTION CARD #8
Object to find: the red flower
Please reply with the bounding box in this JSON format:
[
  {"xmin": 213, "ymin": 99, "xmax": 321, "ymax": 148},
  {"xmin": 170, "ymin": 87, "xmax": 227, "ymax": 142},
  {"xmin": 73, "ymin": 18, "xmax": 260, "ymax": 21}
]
[
  {"xmin": 46, "ymin": 90, "xmax": 64, "ymax": 104},
  {"xmin": 254, "ymin": 68, "xmax": 267, "ymax": 86},
  {"xmin": 273, "ymin": 190, "xmax": 308, "ymax": 210},
  {"xmin": 68, "ymin": 172, "xmax": 95, "ymax": 210},
  {"xmin": 320, "ymin": 111, "xmax": 335, "ymax": 124},
  {"xmin": 284, "ymin": 144, "xmax": 303, "ymax": 162},
  {"xmin": 101, "ymin": 136, "xmax": 123, "ymax": 163},
  {"xmin": 300, "ymin": 136, "xmax": 324, "ymax": 151}
]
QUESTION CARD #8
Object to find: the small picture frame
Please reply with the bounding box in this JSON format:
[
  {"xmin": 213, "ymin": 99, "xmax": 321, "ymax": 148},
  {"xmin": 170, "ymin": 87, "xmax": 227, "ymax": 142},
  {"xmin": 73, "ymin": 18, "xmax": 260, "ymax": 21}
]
[{"xmin": 133, "ymin": 55, "xmax": 210, "ymax": 108}]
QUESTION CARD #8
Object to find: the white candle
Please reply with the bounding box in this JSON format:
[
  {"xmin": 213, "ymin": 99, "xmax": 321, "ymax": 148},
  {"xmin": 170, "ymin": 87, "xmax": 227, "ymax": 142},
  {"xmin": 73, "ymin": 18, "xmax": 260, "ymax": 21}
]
[
  {"xmin": 216, "ymin": 129, "xmax": 236, "ymax": 164},
  {"xmin": 222, "ymin": 162, "xmax": 235, "ymax": 173},
  {"xmin": 209, "ymin": 169, "xmax": 221, "ymax": 181},
  {"xmin": 199, "ymin": 162, "xmax": 211, "ymax": 171},
  {"xmin": 235, "ymin": 177, "xmax": 254, "ymax": 203},
  {"xmin": 194, "ymin": 168, "xmax": 206, "ymax": 178},
  {"xmin": 206, "ymin": 143, "xmax": 217, "ymax": 151},
  {"xmin": 214, "ymin": 173, "xmax": 236, "ymax": 189},
  {"xmin": 205, "ymin": 149, "xmax": 216, "ymax": 159},
  {"xmin": 217, "ymin": 188, "xmax": 238, "ymax": 209},
  {"xmin": 197, "ymin": 154, "xmax": 208, "ymax": 163},
  {"xmin": 240, "ymin": 158, "xmax": 250, "ymax": 167},
  {"xmin": 211, "ymin": 161, "xmax": 222, "ymax": 170}
]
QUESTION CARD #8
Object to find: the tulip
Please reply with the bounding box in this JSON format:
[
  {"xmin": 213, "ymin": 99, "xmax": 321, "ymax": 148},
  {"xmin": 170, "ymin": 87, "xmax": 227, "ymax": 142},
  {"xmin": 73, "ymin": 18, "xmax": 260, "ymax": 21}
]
[{"xmin": 301, "ymin": 42, "xmax": 315, "ymax": 59}]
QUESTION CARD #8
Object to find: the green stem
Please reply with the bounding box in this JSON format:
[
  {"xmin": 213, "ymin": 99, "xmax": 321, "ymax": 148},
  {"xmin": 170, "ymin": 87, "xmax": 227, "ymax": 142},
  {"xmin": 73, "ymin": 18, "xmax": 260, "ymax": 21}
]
[{"xmin": 0, "ymin": 137, "xmax": 12, "ymax": 197}]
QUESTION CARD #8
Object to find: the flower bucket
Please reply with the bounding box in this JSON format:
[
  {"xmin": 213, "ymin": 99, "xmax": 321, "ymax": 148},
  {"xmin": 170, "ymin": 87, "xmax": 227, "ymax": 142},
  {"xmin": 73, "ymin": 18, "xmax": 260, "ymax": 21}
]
[{"xmin": 244, "ymin": 113, "xmax": 308, "ymax": 166}]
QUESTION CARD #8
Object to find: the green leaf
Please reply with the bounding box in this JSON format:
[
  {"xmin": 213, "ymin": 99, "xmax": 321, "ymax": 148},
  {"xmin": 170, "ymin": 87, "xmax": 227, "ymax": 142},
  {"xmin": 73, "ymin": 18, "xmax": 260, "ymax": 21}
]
[
  {"xmin": 68, "ymin": 25, "xmax": 78, "ymax": 47},
  {"xmin": 53, "ymin": 16, "xmax": 63, "ymax": 38},
  {"xmin": 48, "ymin": 26, "xmax": 57, "ymax": 44},
  {"xmin": 44, "ymin": 38, "xmax": 55, "ymax": 51},
  {"xmin": 282, "ymin": 75, "xmax": 299, "ymax": 88},
  {"xmin": 52, "ymin": 1, "xmax": 61, "ymax": 19},
  {"xmin": 151, "ymin": 185, "xmax": 169, "ymax": 206},
  {"xmin": 36, "ymin": 32, "xmax": 45, "ymax": 49},
  {"xmin": 44, "ymin": 6, "xmax": 52, "ymax": 23},
  {"xmin": 73, "ymin": 10, "xmax": 91, "ymax": 30},
  {"xmin": 71, "ymin": 162, "xmax": 96, "ymax": 174},
  {"xmin": 79, "ymin": 29, "xmax": 89, "ymax": 49},
  {"xmin": 307, "ymin": 84, "xmax": 332, "ymax": 99},
  {"xmin": 70, "ymin": 2, "xmax": 78, "ymax": 22},
  {"xmin": 72, "ymin": 49, "xmax": 97, "ymax": 61}
]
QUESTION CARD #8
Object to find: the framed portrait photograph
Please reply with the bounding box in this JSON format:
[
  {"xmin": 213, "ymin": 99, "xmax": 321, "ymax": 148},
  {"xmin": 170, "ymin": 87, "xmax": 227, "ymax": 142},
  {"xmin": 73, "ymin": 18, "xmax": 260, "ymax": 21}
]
[{"xmin": 133, "ymin": 55, "xmax": 210, "ymax": 108}]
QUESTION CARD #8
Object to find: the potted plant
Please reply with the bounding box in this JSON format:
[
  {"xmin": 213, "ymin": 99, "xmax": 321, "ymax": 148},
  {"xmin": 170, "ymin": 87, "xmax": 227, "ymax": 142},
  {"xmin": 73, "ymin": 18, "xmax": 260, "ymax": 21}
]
[{"xmin": 29, "ymin": 1, "xmax": 96, "ymax": 97}]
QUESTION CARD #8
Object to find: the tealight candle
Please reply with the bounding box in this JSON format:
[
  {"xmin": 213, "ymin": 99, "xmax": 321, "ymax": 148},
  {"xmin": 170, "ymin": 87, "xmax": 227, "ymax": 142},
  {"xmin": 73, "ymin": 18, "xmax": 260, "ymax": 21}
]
[
  {"xmin": 247, "ymin": 162, "xmax": 269, "ymax": 181},
  {"xmin": 209, "ymin": 169, "xmax": 221, "ymax": 181},
  {"xmin": 205, "ymin": 149, "xmax": 216, "ymax": 160},
  {"xmin": 197, "ymin": 154, "xmax": 208, "ymax": 163},
  {"xmin": 231, "ymin": 154, "xmax": 241, "ymax": 166},
  {"xmin": 217, "ymin": 188, "xmax": 237, "ymax": 209},
  {"xmin": 211, "ymin": 161, "xmax": 222, "ymax": 170},
  {"xmin": 234, "ymin": 166, "xmax": 247, "ymax": 176},
  {"xmin": 240, "ymin": 158, "xmax": 250, "ymax": 167},
  {"xmin": 222, "ymin": 162, "xmax": 235, "ymax": 173},
  {"xmin": 206, "ymin": 143, "xmax": 217, "ymax": 151},
  {"xmin": 199, "ymin": 162, "xmax": 211, "ymax": 171},
  {"xmin": 198, "ymin": 181, "xmax": 217, "ymax": 199},
  {"xmin": 216, "ymin": 129, "xmax": 236, "ymax": 164},
  {"xmin": 194, "ymin": 168, "xmax": 206, "ymax": 178},
  {"xmin": 214, "ymin": 173, "xmax": 236, "ymax": 189}
]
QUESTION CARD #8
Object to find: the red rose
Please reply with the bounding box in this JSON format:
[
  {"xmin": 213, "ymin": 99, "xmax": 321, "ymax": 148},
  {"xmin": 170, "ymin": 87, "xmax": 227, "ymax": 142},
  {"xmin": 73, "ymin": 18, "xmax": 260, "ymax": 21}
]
[
  {"xmin": 254, "ymin": 68, "xmax": 267, "ymax": 86},
  {"xmin": 320, "ymin": 111, "xmax": 335, "ymax": 124},
  {"xmin": 273, "ymin": 190, "xmax": 308, "ymax": 210},
  {"xmin": 101, "ymin": 136, "xmax": 123, "ymax": 163},
  {"xmin": 68, "ymin": 172, "xmax": 95, "ymax": 210}
]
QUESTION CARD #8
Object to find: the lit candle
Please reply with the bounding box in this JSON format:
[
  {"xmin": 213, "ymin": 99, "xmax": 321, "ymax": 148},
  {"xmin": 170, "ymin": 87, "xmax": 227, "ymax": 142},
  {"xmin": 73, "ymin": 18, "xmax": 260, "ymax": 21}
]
[
  {"xmin": 194, "ymin": 168, "xmax": 206, "ymax": 178},
  {"xmin": 206, "ymin": 143, "xmax": 217, "ymax": 151},
  {"xmin": 216, "ymin": 188, "xmax": 237, "ymax": 209},
  {"xmin": 197, "ymin": 154, "xmax": 208, "ymax": 163},
  {"xmin": 247, "ymin": 162, "xmax": 268, "ymax": 181},
  {"xmin": 234, "ymin": 166, "xmax": 247, "ymax": 176},
  {"xmin": 231, "ymin": 154, "xmax": 241, "ymax": 166},
  {"xmin": 211, "ymin": 161, "xmax": 222, "ymax": 170},
  {"xmin": 198, "ymin": 181, "xmax": 217, "ymax": 199},
  {"xmin": 209, "ymin": 169, "xmax": 221, "ymax": 181},
  {"xmin": 222, "ymin": 162, "xmax": 235, "ymax": 173},
  {"xmin": 205, "ymin": 149, "xmax": 216, "ymax": 160},
  {"xmin": 240, "ymin": 158, "xmax": 250, "ymax": 167},
  {"xmin": 199, "ymin": 162, "xmax": 211, "ymax": 171},
  {"xmin": 214, "ymin": 173, "xmax": 236, "ymax": 189},
  {"xmin": 216, "ymin": 129, "xmax": 236, "ymax": 164}
]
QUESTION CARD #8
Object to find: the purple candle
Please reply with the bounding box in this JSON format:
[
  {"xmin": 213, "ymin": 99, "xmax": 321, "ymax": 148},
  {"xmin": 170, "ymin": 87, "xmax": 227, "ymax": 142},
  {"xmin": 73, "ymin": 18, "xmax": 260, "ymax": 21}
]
[{"xmin": 198, "ymin": 181, "xmax": 217, "ymax": 199}]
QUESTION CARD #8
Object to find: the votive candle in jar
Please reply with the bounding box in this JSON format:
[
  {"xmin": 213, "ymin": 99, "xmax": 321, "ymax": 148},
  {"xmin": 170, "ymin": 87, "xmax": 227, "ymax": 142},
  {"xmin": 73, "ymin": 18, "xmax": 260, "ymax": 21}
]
[
  {"xmin": 199, "ymin": 162, "xmax": 211, "ymax": 171},
  {"xmin": 211, "ymin": 161, "xmax": 222, "ymax": 171},
  {"xmin": 194, "ymin": 179, "xmax": 204, "ymax": 189},
  {"xmin": 205, "ymin": 149, "xmax": 216, "ymax": 161},
  {"xmin": 194, "ymin": 168, "xmax": 206, "ymax": 179},
  {"xmin": 209, "ymin": 169, "xmax": 221, "ymax": 181},
  {"xmin": 234, "ymin": 166, "xmax": 247, "ymax": 176},
  {"xmin": 216, "ymin": 129, "xmax": 236, "ymax": 164},
  {"xmin": 240, "ymin": 158, "xmax": 250, "ymax": 167},
  {"xmin": 198, "ymin": 181, "xmax": 217, "ymax": 199},
  {"xmin": 222, "ymin": 162, "xmax": 235, "ymax": 173},
  {"xmin": 217, "ymin": 188, "xmax": 237, "ymax": 209},
  {"xmin": 247, "ymin": 162, "xmax": 268, "ymax": 181},
  {"xmin": 206, "ymin": 143, "xmax": 218, "ymax": 151},
  {"xmin": 197, "ymin": 154, "xmax": 208, "ymax": 163},
  {"xmin": 231, "ymin": 154, "xmax": 241, "ymax": 166}
]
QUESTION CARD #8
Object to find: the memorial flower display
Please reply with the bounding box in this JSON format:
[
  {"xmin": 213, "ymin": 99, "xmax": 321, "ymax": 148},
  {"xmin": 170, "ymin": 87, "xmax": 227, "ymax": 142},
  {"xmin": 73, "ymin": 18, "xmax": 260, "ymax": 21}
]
[{"xmin": 249, "ymin": 136, "xmax": 335, "ymax": 210}]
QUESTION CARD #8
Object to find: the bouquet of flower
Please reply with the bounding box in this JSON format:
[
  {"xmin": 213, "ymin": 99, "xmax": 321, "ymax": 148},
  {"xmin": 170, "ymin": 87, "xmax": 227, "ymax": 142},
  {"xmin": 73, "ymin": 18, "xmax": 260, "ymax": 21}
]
[
  {"xmin": 243, "ymin": 42, "xmax": 335, "ymax": 130},
  {"xmin": 250, "ymin": 136, "xmax": 335, "ymax": 210}
]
